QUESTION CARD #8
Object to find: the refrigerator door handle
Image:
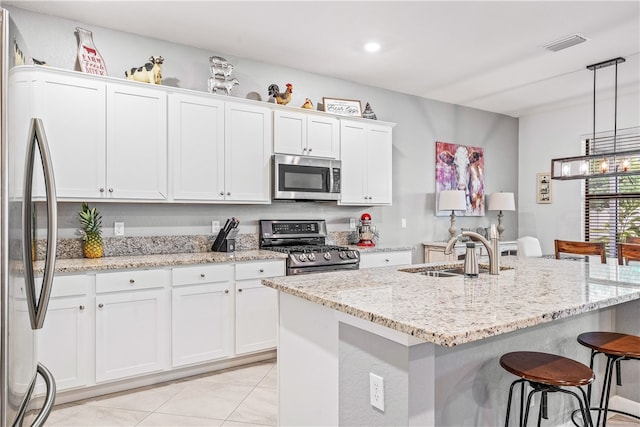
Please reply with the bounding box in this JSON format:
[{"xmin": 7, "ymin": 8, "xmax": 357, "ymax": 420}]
[
  {"xmin": 22, "ymin": 117, "xmax": 57, "ymax": 330},
  {"xmin": 11, "ymin": 363, "xmax": 57, "ymax": 427}
]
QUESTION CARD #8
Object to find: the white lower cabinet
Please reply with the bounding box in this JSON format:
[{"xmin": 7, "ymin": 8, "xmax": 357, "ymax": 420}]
[
  {"xmin": 234, "ymin": 261, "xmax": 284, "ymax": 355},
  {"xmin": 95, "ymin": 269, "xmax": 169, "ymax": 383},
  {"xmin": 359, "ymin": 250, "xmax": 412, "ymax": 269},
  {"xmin": 171, "ymin": 264, "xmax": 234, "ymax": 367},
  {"xmin": 36, "ymin": 275, "xmax": 92, "ymax": 393}
]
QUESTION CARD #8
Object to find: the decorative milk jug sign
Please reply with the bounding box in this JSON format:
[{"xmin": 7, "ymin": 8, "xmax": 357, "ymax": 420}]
[{"xmin": 76, "ymin": 27, "xmax": 108, "ymax": 76}]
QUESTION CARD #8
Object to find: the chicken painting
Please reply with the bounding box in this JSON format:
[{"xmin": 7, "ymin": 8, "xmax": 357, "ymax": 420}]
[{"xmin": 268, "ymin": 83, "xmax": 293, "ymax": 105}]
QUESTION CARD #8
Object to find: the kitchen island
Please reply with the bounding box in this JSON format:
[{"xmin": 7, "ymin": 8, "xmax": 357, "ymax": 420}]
[{"xmin": 262, "ymin": 257, "xmax": 640, "ymax": 426}]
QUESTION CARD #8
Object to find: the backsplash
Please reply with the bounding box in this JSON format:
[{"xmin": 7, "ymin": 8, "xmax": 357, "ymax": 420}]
[{"xmin": 36, "ymin": 232, "xmax": 352, "ymax": 260}]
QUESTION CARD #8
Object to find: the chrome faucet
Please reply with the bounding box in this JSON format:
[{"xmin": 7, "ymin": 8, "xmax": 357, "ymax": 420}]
[{"xmin": 445, "ymin": 224, "xmax": 500, "ymax": 275}]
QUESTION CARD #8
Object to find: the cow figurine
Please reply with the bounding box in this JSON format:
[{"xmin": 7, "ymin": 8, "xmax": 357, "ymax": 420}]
[
  {"xmin": 125, "ymin": 55, "xmax": 164, "ymax": 85},
  {"xmin": 208, "ymin": 77, "xmax": 239, "ymax": 95}
]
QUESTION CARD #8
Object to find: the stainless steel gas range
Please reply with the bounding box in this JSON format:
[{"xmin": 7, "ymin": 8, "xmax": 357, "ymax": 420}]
[{"xmin": 259, "ymin": 219, "xmax": 360, "ymax": 275}]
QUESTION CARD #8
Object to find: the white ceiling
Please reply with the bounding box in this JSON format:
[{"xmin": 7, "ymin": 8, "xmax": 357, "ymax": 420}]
[{"xmin": 6, "ymin": 1, "xmax": 640, "ymax": 118}]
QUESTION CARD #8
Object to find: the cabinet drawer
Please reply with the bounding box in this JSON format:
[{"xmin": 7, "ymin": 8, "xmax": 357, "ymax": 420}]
[
  {"xmin": 360, "ymin": 251, "xmax": 412, "ymax": 269},
  {"xmin": 235, "ymin": 261, "xmax": 285, "ymax": 280},
  {"xmin": 51, "ymin": 274, "xmax": 90, "ymax": 298},
  {"xmin": 172, "ymin": 264, "xmax": 233, "ymax": 286},
  {"xmin": 96, "ymin": 269, "xmax": 169, "ymax": 293}
]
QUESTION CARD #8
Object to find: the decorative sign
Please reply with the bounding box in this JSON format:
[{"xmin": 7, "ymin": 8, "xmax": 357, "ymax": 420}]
[
  {"xmin": 435, "ymin": 141, "xmax": 485, "ymax": 216},
  {"xmin": 537, "ymin": 172, "xmax": 552, "ymax": 204},
  {"xmin": 322, "ymin": 97, "xmax": 362, "ymax": 117}
]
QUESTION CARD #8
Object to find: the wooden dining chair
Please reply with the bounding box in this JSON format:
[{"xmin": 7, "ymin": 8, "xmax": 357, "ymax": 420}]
[
  {"xmin": 625, "ymin": 236, "xmax": 640, "ymax": 244},
  {"xmin": 617, "ymin": 243, "xmax": 640, "ymax": 265},
  {"xmin": 554, "ymin": 239, "xmax": 606, "ymax": 263}
]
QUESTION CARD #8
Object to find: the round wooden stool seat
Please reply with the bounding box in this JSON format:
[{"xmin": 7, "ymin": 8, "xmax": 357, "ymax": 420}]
[
  {"xmin": 500, "ymin": 351, "xmax": 595, "ymax": 387},
  {"xmin": 577, "ymin": 332, "xmax": 640, "ymax": 358}
]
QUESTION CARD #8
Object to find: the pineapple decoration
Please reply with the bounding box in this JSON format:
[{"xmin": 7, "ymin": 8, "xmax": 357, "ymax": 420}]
[{"xmin": 79, "ymin": 202, "xmax": 103, "ymax": 258}]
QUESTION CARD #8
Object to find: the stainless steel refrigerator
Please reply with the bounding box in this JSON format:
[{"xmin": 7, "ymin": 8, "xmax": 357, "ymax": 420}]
[{"xmin": 1, "ymin": 8, "xmax": 57, "ymax": 426}]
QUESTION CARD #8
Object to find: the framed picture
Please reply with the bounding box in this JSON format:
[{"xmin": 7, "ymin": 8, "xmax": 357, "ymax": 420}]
[
  {"xmin": 435, "ymin": 141, "xmax": 485, "ymax": 216},
  {"xmin": 536, "ymin": 172, "xmax": 552, "ymax": 204},
  {"xmin": 322, "ymin": 97, "xmax": 362, "ymax": 117}
]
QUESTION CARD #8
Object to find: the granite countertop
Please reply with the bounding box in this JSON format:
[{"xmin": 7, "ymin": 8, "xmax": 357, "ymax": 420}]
[
  {"xmin": 262, "ymin": 257, "xmax": 640, "ymax": 347},
  {"xmin": 31, "ymin": 250, "xmax": 288, "ymax": 274},
  {"xmin": 348, "ymin": 245, "xmax": 414, "ymax": 253}
]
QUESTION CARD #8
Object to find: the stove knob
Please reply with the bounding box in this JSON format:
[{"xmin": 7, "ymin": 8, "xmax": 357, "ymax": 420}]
[
  {"xmin": 298, "ymin": 254, "xmax": 308, "ymax": 262},
  {"xmin": 307, "ymin": 253, "xmax": 316, "ymax": 261},
  {"xmin": 323, "ymin": 252, "xmax": 332, "ymax": 261},
  {"xmin": 339, "ymin": 251, "xmax": 348, "ymax": 259},
  {"xmin": 348, "ymin": 251, "xmax": 358, "ymax": 259}
]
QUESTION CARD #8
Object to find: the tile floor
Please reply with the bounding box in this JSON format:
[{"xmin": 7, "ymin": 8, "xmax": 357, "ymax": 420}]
[
  {"xmin": 36, "ymin": 358, "xmax": 639, "ymax": 426},
  {"xmin": 44, "ymin": 359, "xmax": 277, "ymax": 426}
]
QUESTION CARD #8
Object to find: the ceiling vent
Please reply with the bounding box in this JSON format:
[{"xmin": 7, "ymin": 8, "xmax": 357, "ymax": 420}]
[{"xmin": 543, "ymin": 33, "xmax": 588, "ymax": 52}]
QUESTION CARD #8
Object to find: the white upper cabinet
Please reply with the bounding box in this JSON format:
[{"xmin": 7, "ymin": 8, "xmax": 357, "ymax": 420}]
[
  {"xmin": 339, "ymin": 120, "xmax": 393, "ymax": 205},
  {"xmin": 224, "ymin": 102, "xmax": 272, "ymax": 203},
  {"xmin": 13, "ymin": 68, "xmax": 168, "ymax": 201},
  {"xmin": 169, "ymin": 94, "xmax": 225, "ymax": 201},
  {"xmin": 106, "ymin": 83, "xmax": 167, "ymax": 200},
  {"xmin": 273, "ymin": 110, "xmax": 339, "ymax": 159},
  {"xmin": 31, "ymin": 72, "xmax": 107, "ymax": 199}
]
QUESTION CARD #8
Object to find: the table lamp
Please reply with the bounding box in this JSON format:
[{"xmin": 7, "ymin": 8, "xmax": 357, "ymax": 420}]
[
  {"xmin": 438, "ymin": 190, "xmax": 467, "ymax": 239},
  {"xmin": 488, "ymin": 192, "xmax": 515, "ymax": 240}
]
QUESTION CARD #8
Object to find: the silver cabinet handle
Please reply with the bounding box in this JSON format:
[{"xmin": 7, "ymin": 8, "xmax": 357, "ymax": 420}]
[
  {"xmin": 99, "ymin": 188, "xmax": 105, "ymax": 193},
  {"xmin": 227, "ymin": 192, "xmax": 231, "ymax": 196},
  {"xmin": 108, "ymin": 188, "xmax": 114, "ymax": 193},
  {"xmin": 79, "ymin": 305, "xmax": 85, "ymax": 311},
  {"xmin": 308, "ymin": 148, "xmax": 313, "ymax": 152},
  {"xmin": 238, "ymin": 288, "xmax": 243, "ymax": 292},
  {"xmin": 200, "ymin": 273, "xmax": 205, "ymax": 278},
  {"xmin": 129, "ymin": 279, "xmax": 135, "ymax": 284},
  {"xmin": 259, "ymin": 269, "xmax": 264, "ymax": 273},
  {"xmin": 385, "ymin": 259, "xmax": 390, "ymax": 262},
  {"xmin": 224, "ymin": 289, "xmax": 229, "ymax": 294},
  {"xmin": 98, "ymin": 303, "xmax": 104, "ymax": 308},
  {"xmin": 219, "ymin": 192, "xmax": 224, "ymax": 196},
  {"xmin": 22, "ymin": 118, "xmax": 57, "ymax": 330}
]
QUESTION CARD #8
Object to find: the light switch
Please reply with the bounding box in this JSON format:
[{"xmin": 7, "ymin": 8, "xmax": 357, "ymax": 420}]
[{"xmin": 114, "ymin": 222, "xmax": 124, "ymax": 236}]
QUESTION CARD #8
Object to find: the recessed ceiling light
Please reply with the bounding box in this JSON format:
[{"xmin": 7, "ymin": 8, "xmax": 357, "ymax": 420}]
[{"xmin": 364, "ymin": 42, "xmax": 380, "ymax": 53}]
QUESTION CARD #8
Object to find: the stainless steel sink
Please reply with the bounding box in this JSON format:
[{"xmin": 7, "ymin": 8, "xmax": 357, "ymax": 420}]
[
  {"xmin": 419, "ymin": 270, "xmax": 460, "ymax": 278},
  {"xmin": 399, "ymin": 265, "xmax": 512, "ymax": 277},
  {"xmin": 439, "ymin": 267, "xmax": 490, "ymax": 275}
]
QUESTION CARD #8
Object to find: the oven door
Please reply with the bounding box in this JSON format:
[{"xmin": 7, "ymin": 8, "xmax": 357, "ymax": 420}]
[
  {"xmin": 273, "ymin": 154, "xmax": 340, "ymax": 201},
  {"xmin": 288, "ymin": 263, "xmax": 359, "ymax": 276}
]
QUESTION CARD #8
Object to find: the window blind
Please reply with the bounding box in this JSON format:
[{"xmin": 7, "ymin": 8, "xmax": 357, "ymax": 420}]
[{"xmin": 584, "ymin": 127, "xmax": 640, "ymax": 257}]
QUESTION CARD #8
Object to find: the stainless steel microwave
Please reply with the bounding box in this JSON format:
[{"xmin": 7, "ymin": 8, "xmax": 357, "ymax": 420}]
[{"xmin": 272, "ymin": 154, "xmax": 341, "ymax": 201}]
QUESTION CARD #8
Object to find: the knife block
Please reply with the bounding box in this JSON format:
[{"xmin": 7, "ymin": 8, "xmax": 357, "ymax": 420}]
[{"xmin": 212, "ymin": 228, "xmax": 239, "ymax": 252}]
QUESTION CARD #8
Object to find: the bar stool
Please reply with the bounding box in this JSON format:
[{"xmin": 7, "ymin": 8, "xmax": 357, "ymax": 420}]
[
  {"xmin": 500, "ymin": 351, "xmax": 594, "ymax": 426},
  {"xmin": 577, "ymin": 332, "xmax": 640, "ymax": 426}
]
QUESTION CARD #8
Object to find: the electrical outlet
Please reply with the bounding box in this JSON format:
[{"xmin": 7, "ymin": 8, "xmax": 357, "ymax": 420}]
[
  {"xmin": 401, "ymin": 218, "xmax": 407, "ymax": 228},
  {"xmin": 369, "ymin": 373, "xmax": 384, "ymax": 411},
  {"xmin": 114, "ymin": 222, "xmax": 124, "ymax": 236},
  {"xmin": 212, "ymin": 220, "xmax": 220, "ymax": 233},
  {"xmin": 350, "ymin": 218, "xmax": 357, "ymax": 229}
]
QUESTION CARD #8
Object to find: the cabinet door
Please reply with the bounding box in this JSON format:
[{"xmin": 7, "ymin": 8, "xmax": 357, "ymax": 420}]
[
  {"xmin": 36, "ymin": 296, "xmax": 91, "ymax": 392},
  {"xmin": 169, "ymin": 94, "xmax": 225, "ymax": 201},
  {"xmin": 235, "ymin": 279, "xmax": 278, "ymax": 354},
  {"xmin": 307, "ymin": 115, "xmax": 339, "ymax": 159},
  {"xmin": 171, "ymin": 282, "xmax": 233, "ymax": 367},
  {"xmin": 339, "ymin": 121, "xmax": 367, "ymax": 204},
  {"xmin": 33, "ymin": 72, "xmax": 107, "ymax": 198},
  {"xmin": 95, "ymin": 289, "xmax": 167, "ymax": 382},
  {"xmin": 106, "ymin": 83, "xmax": 167, "ymax": 200},
  {"xmin": 366, "ymin": 125, "xmax": 393, "ymax": 205},
  {"xmin": 273, "ymin": 110, "xmax": 306, "ymax": 156},
  {"xmin": 224, "ymin": 102, "xmax": 272, "ymax": 202}
]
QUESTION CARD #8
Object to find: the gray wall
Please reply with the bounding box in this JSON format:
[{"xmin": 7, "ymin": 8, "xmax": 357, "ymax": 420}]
[{"xmin": 8, "ymin": 6, "xmax": 519, "ymax": 262}]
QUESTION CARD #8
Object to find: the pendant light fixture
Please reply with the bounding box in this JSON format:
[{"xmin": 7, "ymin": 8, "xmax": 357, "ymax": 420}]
[{"xmin": 551, "ymin": 57, "xmax": 640, "ymax": 180}]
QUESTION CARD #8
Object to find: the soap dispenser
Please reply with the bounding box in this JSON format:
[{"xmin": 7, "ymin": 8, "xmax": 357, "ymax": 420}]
[{"xmin": 464, "ymin": 242, "xmax": 479, "ymax": 277}]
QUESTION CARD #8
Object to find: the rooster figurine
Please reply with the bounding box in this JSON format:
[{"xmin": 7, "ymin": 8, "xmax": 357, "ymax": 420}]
[
  {"xmin": 268, "ymin": 83, "xmax": 293, "ymax": 105},
  {"xmin": 301, "ymin": 98, "xmax": 313, "ymax": 109}
]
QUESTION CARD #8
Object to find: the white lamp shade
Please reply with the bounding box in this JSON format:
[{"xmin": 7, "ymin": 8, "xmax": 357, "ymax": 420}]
[
  {"xmin": 438, "ymin": 190, "xmax": 467, "ymax": 211},
  {"xmin": 488, "ymin": 192, "xmax": 515, "ymax": 211}
]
